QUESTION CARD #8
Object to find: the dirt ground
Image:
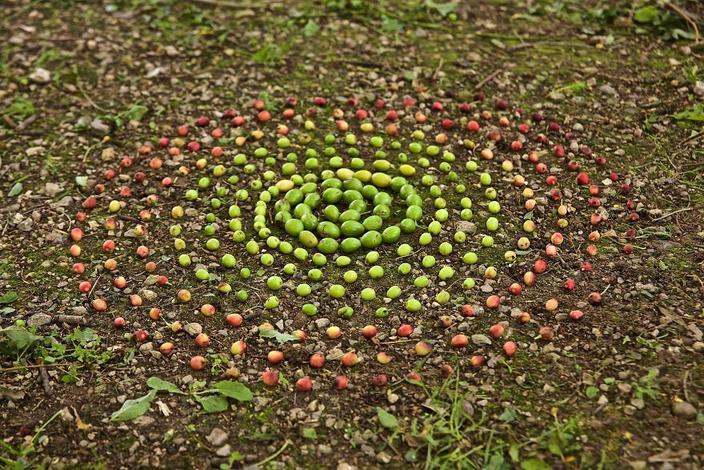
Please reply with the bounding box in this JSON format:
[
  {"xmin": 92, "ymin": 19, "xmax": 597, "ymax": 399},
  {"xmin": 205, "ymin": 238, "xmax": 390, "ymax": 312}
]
[{"xmin": 1, "ymin": 1, "xmax": 703, "ymax": 469}]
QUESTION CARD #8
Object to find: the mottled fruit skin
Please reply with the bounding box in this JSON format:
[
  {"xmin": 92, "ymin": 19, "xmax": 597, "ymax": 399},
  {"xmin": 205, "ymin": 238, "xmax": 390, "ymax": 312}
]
[
  {"xmin": 295, "ymin": 376, "xmax": 313, "ymax": 392},
  {"xmin": 190, "ymin": 356, "xmax": 206, "ymax": 371},
  {"xmin": 398, "ymin": 324, "xmax": 413, "ymax": 337},
  {"xmin": 267, "ymin": 350, "xmax": 284, "ymax": 364},
  {"xmin": 262, "ymin": 370, "xmax": 279, "ymax": 386},
  {"xmin": 334, "ymin": 375, "xmax": 349, "ymax": 390},
  {"xmin": 361, "ymin": 325, "xmax": 378, "ymax": 338},
  {"xmin": 539, "ymin": 326, "xmax": 555, "ymax": 341},
  {"xmin": 134, "ymin": 329, "xmax": 149, "ymax": 342},
  {"xmin": 232, "ymin": 340, "xmax": 249, "ymax": 354},
  {"xmin": 489, "ymin": 324, "xmax": 505, "ymax": 338},
  {"xmin": 569, "ymin": 310, "xmax": 584, "ymax": 321},
  {"xmin": 503, "ymin": 341, "xmax": 517, "ymax": 357},
  {"xmin": 372, "ymin": 374, "xmax": 388, "ymax": 386},
  {"xmin": 460, "ymin": 305, "xmax": 475, "ymax": 317},
  {"xmin": 310, "ymin": 352, "xmax": 326, "ymax": 368},
  {"xmin": 451, "ymin": 334, "xmax": 468, "ymax": 348},
  {"xmin": 341, "ymin": 352, "xmax": 358, "ymax": 367}
]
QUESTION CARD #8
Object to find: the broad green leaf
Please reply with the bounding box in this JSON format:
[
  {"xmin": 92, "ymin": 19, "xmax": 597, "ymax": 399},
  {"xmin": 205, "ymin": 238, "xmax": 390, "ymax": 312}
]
[
  {"xmin": 509, "ymin": 443, "xmax": 520, "ymax": 462},
  {"xmin": 633, "ymin": 6, "xmax": 660, "ymax": 24},
  {"xmin": 0, "ymin": 291, "xmax": 18, "ymax": 304},
  {"xmin": 673, "ymin": 104, "xmax": 704, "ymax": 122},
  {"xmin": 548, "ymin": 432, "xmax": 564, "ymax": 457},
  {"xmin": 124, "ymin": 104, "xmax": 148, "ymax": 122},
  {"xmin": 485, "ymin": 452, "xmax": 505, "ymax": 470},
  {"xmin": 499, "ymin": 407, "xmax": 517, "ymax": 423},
  {"xmin": 259, "ymin": 328, "xmax": 298, "ymax": 344},
  {"xmin": 382, "ymin": 15, "xmax": 403, "ymax": 32},
  {"xmin": 69, "ymin": 327, "xmax": 98, "ymax": 344},
  {"xmin": 5, "ymin": 98, "xmax": 35, "ymax": 119},
  {"xmin": 212, "ymin": 381, "xmax": 253, "ymax": 402},
  {"xmin": 303, "ymin": 20, "xmax": 319, "ymax": 37},
  {"xmin": 556, "ymin": 81, "xmax": 587, "ymax": 95},
  {"xmin": 376, "ymin": 407, "xmax": 398, "ymax": 429},
  {"xmin": 8, "ymin": 183, "xmax": 23, "ymax": 198},
  {"xmin": 585, "ymin": 386, "xmax": 599, "ymax": 399},
  {"xmin": 2, "ymin": 326, "xmax": 41, "ymax": 350},
  {"xmin": 302, "ymin": 427, "xmax": 317, "ymax": 439},
  {"xmin": 425, "ymin": 0, "xmax": 457, "ymax": 17},
  {"xmin": 195, "ymin": 394, "xmax": 229, "ymax": 413},
  {"xmin": 521, "ymin": 458, "xmax": 552, "ymax": 470},
  {"xmin": 147, "ymin": 376, "xmax": 184, "ymax": 394},
  {"xmin": 110, "ymin": 390, "xmax": 156, "ymax": 421}
]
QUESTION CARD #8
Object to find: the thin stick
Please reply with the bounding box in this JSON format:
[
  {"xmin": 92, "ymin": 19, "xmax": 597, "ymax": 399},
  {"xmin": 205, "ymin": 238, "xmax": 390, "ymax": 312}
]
[
  {"xmin": 652, "ymin": 207, "xmax": 693, "ymax": 222},
  {"xmin": 683, "ymin": 370, "xmax": 691, "ymax": 402},
  {"xmin": 681, "ymin": 130, "xmax": 704, "ymax": 146},
  {"xmin": 432, "ymin": 58, "xmax": 444, "ymax": 81},
  {"xmin": 256, "ymin": 439, "xmax": 291, "ymax": 466},
  {"xmin": 0, "ymin": 362, "xmax": 75, "ymax": 373},
  {"xmin": 193, "ymin": 0, "xmax": 273, "ymax": 8},
  {"xmin": 474, "ymin": 69, "xmax": 501, "ymax": 91},
  {"xmin": 665, "ymin": 1, "xmax": 701, "ymax": 43},
  {"xmin": 87, "ymin": 273, "xmax": 102, "ymax": 299}
]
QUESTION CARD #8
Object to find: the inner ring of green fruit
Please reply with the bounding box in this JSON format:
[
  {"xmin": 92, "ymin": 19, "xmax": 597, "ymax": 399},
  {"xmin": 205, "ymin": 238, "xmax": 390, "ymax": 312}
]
[{"xmin": 273, "ymin": 166, "xmax": 421, "ymax": 255}]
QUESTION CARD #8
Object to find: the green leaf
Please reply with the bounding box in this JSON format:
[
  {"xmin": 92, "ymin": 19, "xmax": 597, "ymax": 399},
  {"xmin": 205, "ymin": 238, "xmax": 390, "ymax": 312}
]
[
  {"xmin": 499, "ymin": 407, "xmax": 517, "ymax": 422},
  {"xmin": 376, "ymin": 407, "xmax": 399, "ymax": 429},
  {"xmin": 521, "ymin": 458, "xmax": 552, "ymax": 470},
  {"xmin": 0, "ymin": 291, "xmax": 18, "ymax": 304},
  {"xmin": 8, "ymin": 183, "xmax": 23, "ymax": 198},
  {"xmin": 2, "ymin": 326, "xmax": 41, "ymax": 350},
  {"xmin": 424, "ymin": 0, "xmax": 457, "ymax": 17},
  {"xmin": 123, "ymin": 104, "xmax": 148, "ymax": 122},
  {"xmin": 110, "ymin": 390, "xmax": 156, "ymax": 421},
  {"xmin": 69, "ymin": 327, "xmax": 98, "ymax": 344},
  {"xmin": 302, "ymin": 427, "xmax": 317, "ymax": 439},
  {"xmin": 382, "ymin": 15, "xmax": 403, "ymax": 32},
  {"xmin": 195, "ymin": 394, "xmax": 229, "ymax": 413},
  {"xmin": 259, "ymin": 328, "xmax": 298, "ymax": 344},
  {"xmin": 633, "ymin": 6, "xmax": 660, "ymax": 24},
  {"xmin": 585, "ymin": 386, "xmax": 599, "ymax": 399},
  {"xmin": 548, "ymin": 431, "xmax": 564, "ymax": 457},
  {"xmin": 75, "ymin": 176, "xmax": 88, "ymax": 188},
  {"xmin": 673, "ymin": 104, "xmax": 704, "ymax": 122},
  {"xmin": 147, "ymin": 377, "xmax": 184, "ymax": 394},
  {"xmin": 486, "ymin": 452, "xmax": 505, "ymax": 470},
  {"xmin": 303, "ymin": 20, "xmax": 319, "ymax": 37},
  {"xmin": 509, "ymin": 443, "xmax": 520, "ymax": 462},
  {"xmin": 251, "ymin": 43, "xmax": 287, "ymax": 65},
  {"xmin": 5, "ymin": 97, "xmax": 35, "ymax": 119},
  {"xmin": 212, "ymin": 381, "xmax": 253, "ymax": 402},
  {"xmin": 556, "ymin": 81, "xmax": 587, "ymax": 95}
]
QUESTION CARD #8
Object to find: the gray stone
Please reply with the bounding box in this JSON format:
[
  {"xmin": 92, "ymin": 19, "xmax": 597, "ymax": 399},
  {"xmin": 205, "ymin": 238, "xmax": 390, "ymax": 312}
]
[
  {"xmin": 471, "ymin": 334, "xmax": 492, "ymax": 346},
  {"xmin": 207, "ymin": 427, "xmax": 229, "ymax": 446},
  {"xmin": 27, "ymin": 313, "xmax": 52, "ymax": 327},
  {"xmin": 43, "ymin": 183, "xmax": 63, "ymax": 197},
  {"xmin": 184, "ymin": 323, "xmax": 203, "ymax": 336},
  {"xmin": 672, "ymin": 401, "xmax": 697, "ymax": 419},
  {"xmin": 336, "ymin": 462, "xmax": 358, "ymax": 470},
  {"xmin": 216, "ymin": 444, "xmax": 231, "ymax": 457},
  {"xmin": 29, "ymin": 68, "xmax": 51, "ymax": 83}
]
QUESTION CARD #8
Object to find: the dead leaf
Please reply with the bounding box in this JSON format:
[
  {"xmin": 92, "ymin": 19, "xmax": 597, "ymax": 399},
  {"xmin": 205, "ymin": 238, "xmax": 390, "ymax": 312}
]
[{"xmin": 156, "ymin": 400, "xmax": 171, "ymax": 417}]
